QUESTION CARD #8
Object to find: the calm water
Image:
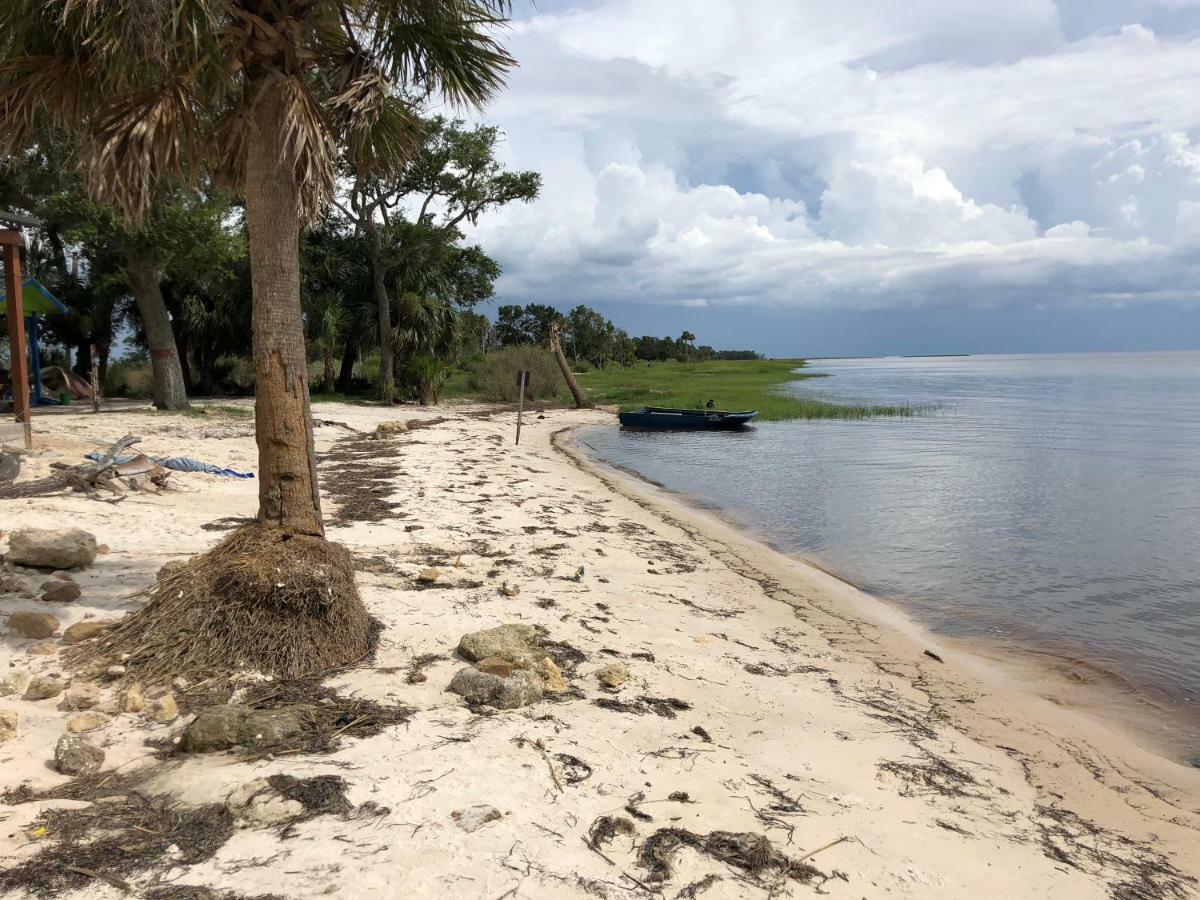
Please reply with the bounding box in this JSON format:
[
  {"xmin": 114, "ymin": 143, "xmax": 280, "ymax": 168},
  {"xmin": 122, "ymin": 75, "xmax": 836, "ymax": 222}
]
[{"xmin": 579, "ymin": 352, "xmax": 1200, "ymax": 756}]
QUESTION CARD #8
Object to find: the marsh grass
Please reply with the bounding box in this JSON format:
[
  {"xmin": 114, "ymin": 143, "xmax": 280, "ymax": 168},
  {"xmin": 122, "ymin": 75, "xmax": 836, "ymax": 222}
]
[{"xmin": 567, "ymin": 359, "xmax": 918, "ymax": 422}]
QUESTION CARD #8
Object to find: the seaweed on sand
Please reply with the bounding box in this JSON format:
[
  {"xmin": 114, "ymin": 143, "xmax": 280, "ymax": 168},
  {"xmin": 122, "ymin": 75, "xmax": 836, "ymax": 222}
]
[{"xmin": 637, "ymin": 827, "xmax": 826, "ymax": 889}]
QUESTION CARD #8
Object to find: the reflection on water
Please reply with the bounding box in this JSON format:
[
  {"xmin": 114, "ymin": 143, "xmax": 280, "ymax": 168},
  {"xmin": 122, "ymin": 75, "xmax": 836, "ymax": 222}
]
[{"xmin": 579, "ymin": 352, "xmax": 1200, "ymax": 757}]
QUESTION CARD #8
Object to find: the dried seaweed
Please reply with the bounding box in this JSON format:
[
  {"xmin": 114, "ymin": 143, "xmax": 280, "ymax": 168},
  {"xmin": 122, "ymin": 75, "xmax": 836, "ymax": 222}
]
[
  {"xmin": 637, "ymin": 828, "xmax": 823, "ymax": 887},
  {"xmin": 594, "ymin": 695, "xmax": 692, "ymax": 719}
]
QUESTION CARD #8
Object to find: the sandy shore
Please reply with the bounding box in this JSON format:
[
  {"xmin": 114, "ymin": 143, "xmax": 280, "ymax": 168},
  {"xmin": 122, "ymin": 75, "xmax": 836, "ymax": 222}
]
[{"xmin": 2, "ymin": 402, "xmax": 1198, "ymax": 899}]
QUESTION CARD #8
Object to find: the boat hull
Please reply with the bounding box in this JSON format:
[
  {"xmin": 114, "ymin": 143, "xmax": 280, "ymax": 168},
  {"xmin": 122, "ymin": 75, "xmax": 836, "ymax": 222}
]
[{"xmin": 617, "ymin": 408, "xmax": 758, "ymax": 430}]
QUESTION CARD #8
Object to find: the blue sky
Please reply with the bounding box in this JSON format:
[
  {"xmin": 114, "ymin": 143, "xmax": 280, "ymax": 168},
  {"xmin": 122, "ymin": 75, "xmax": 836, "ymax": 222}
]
[{"xmin": 458, "ymin": 1, "xmax": 1200, "ymax": 356}]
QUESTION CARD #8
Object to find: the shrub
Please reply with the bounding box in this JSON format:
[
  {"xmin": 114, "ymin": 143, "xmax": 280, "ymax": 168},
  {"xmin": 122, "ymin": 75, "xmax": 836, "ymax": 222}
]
[
  {"xmin": 105, "ymin": 357, "xmax": 154, "ymax": 399},
  {"xmin": 468, "ymin": 346, "xmax": 561, "ymax": 402}
]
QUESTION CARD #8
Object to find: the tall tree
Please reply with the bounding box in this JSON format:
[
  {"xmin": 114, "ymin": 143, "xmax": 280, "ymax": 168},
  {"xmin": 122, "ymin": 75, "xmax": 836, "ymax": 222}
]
[{"xmin": 1, "ymin": 0, "xmax": 517, "ymax": 535}]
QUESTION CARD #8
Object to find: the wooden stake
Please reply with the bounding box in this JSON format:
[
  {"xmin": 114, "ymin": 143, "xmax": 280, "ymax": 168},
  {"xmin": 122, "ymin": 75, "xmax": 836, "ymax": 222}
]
[{"xmin": 515, "ymin": 370, "xmax": 527, "ymax": 445}]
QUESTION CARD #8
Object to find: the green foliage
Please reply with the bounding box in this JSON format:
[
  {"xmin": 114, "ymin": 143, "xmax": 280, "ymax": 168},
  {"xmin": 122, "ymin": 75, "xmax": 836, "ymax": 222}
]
[
  {"xmin": 571, "ymin": 359, "xmax": 918, "ymax": 422},
  {"xmin": 467, "ymin": 346, "xmax": 561, "ymax": 402}
]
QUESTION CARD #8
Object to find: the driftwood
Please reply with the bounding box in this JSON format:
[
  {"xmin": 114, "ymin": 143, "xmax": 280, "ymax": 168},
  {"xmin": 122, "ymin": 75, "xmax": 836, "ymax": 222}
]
[{"xmin": 0, "ymin": 434, "xmax": 166, "ymax": 501}]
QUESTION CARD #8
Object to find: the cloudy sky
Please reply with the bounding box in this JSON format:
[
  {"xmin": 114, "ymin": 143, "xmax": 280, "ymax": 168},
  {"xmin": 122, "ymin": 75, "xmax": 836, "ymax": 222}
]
[{"xmin": 462, "ymin": 0, "xmax": 1200, "ymax": 356}]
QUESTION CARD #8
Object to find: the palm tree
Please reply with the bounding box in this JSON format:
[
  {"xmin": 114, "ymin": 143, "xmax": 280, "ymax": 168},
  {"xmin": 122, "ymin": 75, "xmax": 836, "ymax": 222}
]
[{"xmin": 0, "ymin": 0, "xmax": 516, "ymax": 536}]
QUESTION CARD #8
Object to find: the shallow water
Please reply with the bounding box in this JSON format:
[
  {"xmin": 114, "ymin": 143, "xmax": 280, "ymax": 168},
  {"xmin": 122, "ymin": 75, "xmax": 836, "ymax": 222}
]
[{"xmin": 579, "ymin": 352, "xmax": 1200, "ymax": 757}]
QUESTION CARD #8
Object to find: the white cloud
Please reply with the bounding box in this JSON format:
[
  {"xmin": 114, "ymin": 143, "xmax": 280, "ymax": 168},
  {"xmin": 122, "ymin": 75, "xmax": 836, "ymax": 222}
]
[{"xmin": 464, "ymin": 1, "xmax": 1200, "ymax": 315}]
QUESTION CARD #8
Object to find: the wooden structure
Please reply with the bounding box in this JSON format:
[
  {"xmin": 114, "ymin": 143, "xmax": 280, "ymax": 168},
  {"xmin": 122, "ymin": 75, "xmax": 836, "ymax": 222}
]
[{"xmin": 1, "ymin": 227, "xmax": 31, "ymax": 448}]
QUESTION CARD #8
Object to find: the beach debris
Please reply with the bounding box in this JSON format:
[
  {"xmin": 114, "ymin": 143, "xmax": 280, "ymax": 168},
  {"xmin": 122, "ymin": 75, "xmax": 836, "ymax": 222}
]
[
  {"xmin": 23, "ymin": 675, "xmax": 64, "ymax": 701},
  {"xmin": 594, "ymin": 695, "xmax": 692, "ymax": 719},
  {"xmin": 587, "ymin": 815, "xmax": 637, "ymax": 853},
  {"xmin": 59, "ymin": 682, "xmax": 101, "ymax": 710},
  {"xmin": 452, "ymin": 805, "xmax": 502, "ymax": 832},
  {"xmin": 39, "ymin": 581, "xmax": 81, "ymax": 603},
  {"xmin": 457, "ymin": 623, "xmax": 548, "ymax": 669},
  {"xmin": 120, "ymin": 682, "xmax": 144, "ymax": 712},
  {"xmin": 60, "ymin": 620, "xmax": 112, "ymax": 645},
  {"xmin": 375, "ymin": 420, "xmax": 409, "ymax": 435},
  {"xmin": 638, "ymin": 828, "xmax": 823, "ymax": 886},
  {"xmin": 0, "ymin": 709, "xmax": 16, "ymax": 743},
  {"xmin": 145, "ymin": 692, "xmax": 179, "ymax": 723},
  {"xmin": 6, "ymin": 527, "xmax": 97, "ymax": 570},
  {"xmin": 923, "ymin": 649, "xmax": 945, "ymax": 663},
  {"xmin": 8, "ymin": 611, "xmax": 59, "ymax": 639},
  {"xmin": 417, "ymin": 567, "xmax": 441, "ymax": 583},
  {"xmin": 447, "ymin": 667, "xmax": 543, "ymax": 709},
  {"xmin": 500, "ymin": 581, "xmax": 520, "ymax": 597},
  {"xmin": 595, "ymin": 662, "xmax": 630, "ymax": 690},
  {"xmin": 85, "ymin": 451, "xmax": 253, "ymax": 479},
  {"xmin": 691, "ymin": 726, "xmax": 713, "ymax": 743},
  {"xmin": 67, "ymin": 711, "xmax": 109, "ymax": 733},
  {"xmin": 226, "ymin": 778, "xmax": 305, "ymax": 827},
  {"xmin": 54, "ymin": 733, "xmax": 105, "ymax": 775},
  {"xmin": 181, "ymin": 704, "xmax": 312, "ymax": 753},
  {"xmin": 536, "ymin": 657, "xmax": 568, "ymax": 692},
  {"xmin": 0, "ymin": 668, "xmax": 32, "ymax": 696},
  {"xmin": 554, "ymin": 753, "xmax": 593, "ymax": 785},
  {"xmin": 72, "ymin": 525, "xmax": 372, "ymax": 682}
]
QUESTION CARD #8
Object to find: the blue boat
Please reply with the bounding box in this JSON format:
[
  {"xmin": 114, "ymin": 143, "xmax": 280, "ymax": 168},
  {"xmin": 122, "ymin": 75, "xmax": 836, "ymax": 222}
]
[{"xmin": 618, "ymin": 406, "xmax": 759, "ymax": 429}]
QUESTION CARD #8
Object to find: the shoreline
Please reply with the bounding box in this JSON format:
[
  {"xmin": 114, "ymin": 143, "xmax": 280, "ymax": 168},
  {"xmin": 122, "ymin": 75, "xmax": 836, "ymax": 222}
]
[
  {"xmin": 3, "ymin": 402, "xmax": 1199, "ymax": 898},
  {"xmin": 568, "ymin": 422, "xmax": 1200, "ymax": 768},
  {"xmin": 557, "ymin": 423, "xmax": 1200, "ymax": 799}
]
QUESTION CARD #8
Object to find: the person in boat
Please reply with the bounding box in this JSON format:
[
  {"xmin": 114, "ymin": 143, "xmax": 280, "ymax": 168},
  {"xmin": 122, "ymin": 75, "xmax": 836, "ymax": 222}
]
[{"xmin": 705, "ymin": 399, "xmax": 715, "ymax": 409}]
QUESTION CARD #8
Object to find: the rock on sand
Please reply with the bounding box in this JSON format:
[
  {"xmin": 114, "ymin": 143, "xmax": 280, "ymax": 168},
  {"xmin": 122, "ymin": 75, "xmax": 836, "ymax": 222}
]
[{"xmin": 6, "ymin": 528, "xmax": 98, "ymax": 570}]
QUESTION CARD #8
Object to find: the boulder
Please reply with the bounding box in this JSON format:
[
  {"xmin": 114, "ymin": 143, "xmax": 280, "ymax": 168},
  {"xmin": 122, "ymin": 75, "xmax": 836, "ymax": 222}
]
[
  {"xmin": 67, "ymin": 711, "xmax": 110, "ymax": 733},
  {"xmin": 0, "ymin": 709, "xmax": 17, "ymax": 743},
  {"xmin": 226, "ymin": 778, "xmax": 304, "ymax": 827},
  {"xmin": 417, "ymin": 567, "xmax": 440, "ymax": 583},
  {"xmin": 375, "ymin": 420, "xmax": 408, "ymax": 435},
  {"xmin": 7, "ymin": 611, "xmax": 59, "ymax": 639},
  {"xmin": 40, "ymin": 582, "xmax": 82, "ymax": 604},
  {"xmin": 452, "ymin": 805, "xmax": 502, "ymax": 832},
  {"xmin": 447, "ymin": 667, "xmax": 543, "ymax": 710},
  {"xmin": 145, "ymin": 693, "xmax": 178, "ymax": 723},
  {"xmin": 121, "ymin": 683, "xmax": 145, "ymax": 713},
  {"xmin": 7, "ymin": 528, "xmax": 97, "ymax": 570},
  {"xmin": 54, "ymin": 733, "xmax": 105, "ymax": 775},
  {"xmin": 23, "ymin": 676, "xmax": 65, "ymax": 701},
  {"xmin": 537, "ymin": 657, "xmax": 568, "ymax": 693},
  {"xmin": 59, "ymin": 682, "xmax": 102, "ymax": 710},
  {"xmin": 61, "ymin": 620, "xmax": 112, "ymax": 645},
  {"xmin": 595, "ymin": 662, "xmax": 631, "ymax": 690},
  {"xmin": 181, "ymin": 704, "xmax": 310, "ymax": 753},
  {"xmin": 0, "ymin": 668, "xmax": 32, "ymax": 697},
  {"xmin": 457, "ymin": 623, "xmax": 547, "ymax": 668}
]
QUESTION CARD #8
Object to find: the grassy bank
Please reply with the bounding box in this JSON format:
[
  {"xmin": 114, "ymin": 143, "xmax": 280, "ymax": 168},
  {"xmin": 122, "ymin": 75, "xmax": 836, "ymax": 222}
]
[{"xmin": 568, "ymin": 358, "xmax": 915, "ymax": 421}]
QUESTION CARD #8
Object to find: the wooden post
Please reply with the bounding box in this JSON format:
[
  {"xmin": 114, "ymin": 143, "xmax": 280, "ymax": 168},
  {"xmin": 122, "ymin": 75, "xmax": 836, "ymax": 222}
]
[
  {"xmin": 515, "ymin": 370, "xmax": 527, "ymax": 445},
  {"xmin": 1, "ymin": 232, "xmax": 31, "ymax": 449},
  {"xmin": 90, "ymin": 344, "xmax": 101, "ymax": 413}
]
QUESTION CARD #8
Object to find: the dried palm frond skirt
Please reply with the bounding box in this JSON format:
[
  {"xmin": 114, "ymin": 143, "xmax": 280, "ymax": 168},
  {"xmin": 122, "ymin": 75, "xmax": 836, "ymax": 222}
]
[{"xmin": 72, "ymin": 525, "xmax": 373, "ymax": 680}]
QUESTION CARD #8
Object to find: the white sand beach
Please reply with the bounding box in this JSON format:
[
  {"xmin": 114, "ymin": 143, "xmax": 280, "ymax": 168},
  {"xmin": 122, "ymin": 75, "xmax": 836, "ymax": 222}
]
[{"xmin": 2, "ymin": 402, "xmax": 1198, "ymax": 899}]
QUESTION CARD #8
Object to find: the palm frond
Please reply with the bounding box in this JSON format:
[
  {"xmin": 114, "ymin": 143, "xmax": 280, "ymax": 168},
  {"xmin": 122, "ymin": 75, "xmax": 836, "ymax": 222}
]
[
  {"xmin": 331, "ymin": 72, "xmax": 424, "ymax": 173},
  {"xmin": 273, "ymin": 74, "xmax": 337, "ymax": 218}
]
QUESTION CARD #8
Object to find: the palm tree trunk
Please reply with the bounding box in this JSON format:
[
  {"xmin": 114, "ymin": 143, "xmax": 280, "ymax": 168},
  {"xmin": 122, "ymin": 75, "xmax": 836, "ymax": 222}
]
[
  {"xmin": 244, "ymin": 82, "xmax": 324, "ymax": 536},
  {"xmin": 365, "ymin": 221, "xmax": 395, "ymax": 402},
  {"xmin": 125, "ymin": 261, "xmax": 189, "ymax": 410},
  {"xmin": 550, "ymin": 322, "xmax": 591, "ymax": 408}
]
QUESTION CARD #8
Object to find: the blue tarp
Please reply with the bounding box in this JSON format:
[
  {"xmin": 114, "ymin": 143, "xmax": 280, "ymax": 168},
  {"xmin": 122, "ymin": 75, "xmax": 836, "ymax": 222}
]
[{"xmin": 85, "ymin": 452, "xmax": 254, "ymax": 479}]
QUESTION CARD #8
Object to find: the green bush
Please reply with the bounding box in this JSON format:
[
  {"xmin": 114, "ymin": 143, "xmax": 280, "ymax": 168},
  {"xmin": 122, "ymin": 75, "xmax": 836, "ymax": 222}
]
[
  {"xmin": 105, "ymin": 357, "xmax": 154, "ymax": 399},
  {"xmin": 468, "ymin": 346, "xmax": 561, "ymax": 402}
]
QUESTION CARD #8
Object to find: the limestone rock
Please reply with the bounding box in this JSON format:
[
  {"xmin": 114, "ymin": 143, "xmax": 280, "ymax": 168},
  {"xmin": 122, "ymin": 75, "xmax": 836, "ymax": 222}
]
[
  {"xmin": 0, "ymin": 574, "xmax": 30, "ymax": 594},
  {"xmin": 61, "ymin": 620, "xmax": 112, "ymax": 645},
  {"xmin": 59, "ymin": 682, "xmax": 101, "ymax": 710},
  {"xmin": 375, "ymin": 420, "xmax": 408, "ymax": 435},
  {"xmin": 55, "ymin": 733, "xmax": 105, "ymax": 775},
  {"xmin": 7, "ymin": 528, "xmax": 97, "ymax": 570},
  {"xmin": 595, "ymin": 662, "xmax": 630, "ymax": 690},
  {"xmin": 7, "ymin": 611, "xmax": 59, "ymax": 639},
  {"xmin": 474, "ymin": 656, "xmax": 517, "ymax": 678},
  {"xmin": 0, "ymin": 709, "xmax": 17, "ymax": 743},
  {"xmin": 537, "ymin": 657, "xmax": 568, "ymax": 693},
  {"xmin": 146, "ymin": 693, "xmax": 178, "ymax": 723},
  {"xmin": 457, "ymin": 623, "xmax": 547, "ymax": 668},
  {"xmin": 121, "ymin": 682, "xmax": 145, "ymax": 713},
  {"xmin": 181, "ymin": 704, "xmax": 310, "ymax": 753},
  {"xmin": 0, "ymin": 668, "xmax": 32, "ymax": 697},
  {"xmin": 452, "ymin": 805, "xmax": 502, "ymax": 832},
  {"xmin": 226, "ymin": 778, "xmax": 304, "ymax": 827},
  {"xmin": 23, "ymin": 676, "xmax": 65, "ymax": 701},
  {"xmin": 67, "ymin": 711, "xmax": 110, "ymax": 733},
  {"xmin": 447, "ymin": 667, "xmax": 543, "ymax": 710},
  {"xmin": 40, "ymin": 582, "xmax": 82, "ymax": 604},
  {"xmin": 417, "ymin": 567, "xmax": 440, "ymax": 583}
]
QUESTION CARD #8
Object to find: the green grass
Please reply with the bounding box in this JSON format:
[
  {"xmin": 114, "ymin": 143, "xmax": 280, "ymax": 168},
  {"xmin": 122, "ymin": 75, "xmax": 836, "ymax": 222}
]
[
  {"xmin": 151, "ymin": 404, "xmax": 253, "ymax": 418},
  {"xmin": 566, "ymin": 358, "xmax": 917, "ymax": 422}
]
